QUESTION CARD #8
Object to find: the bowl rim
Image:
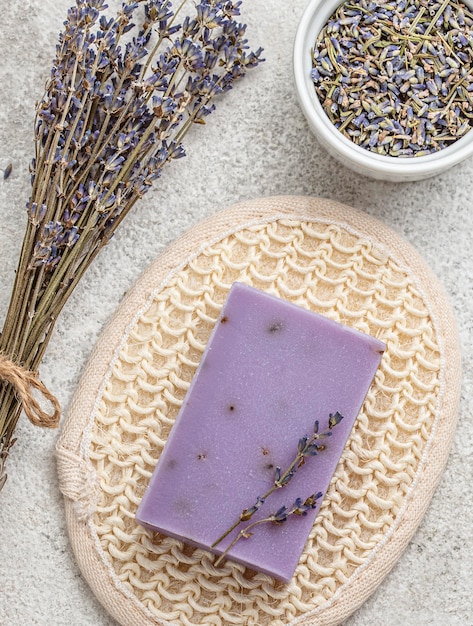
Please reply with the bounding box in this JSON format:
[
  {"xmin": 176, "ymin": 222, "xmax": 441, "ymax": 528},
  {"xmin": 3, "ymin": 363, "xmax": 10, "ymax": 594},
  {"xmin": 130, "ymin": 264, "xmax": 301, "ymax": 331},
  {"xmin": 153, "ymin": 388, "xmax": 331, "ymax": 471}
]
[{"xmin": 293, "ymin": 0, "xmax": 473, "ymax": 178}]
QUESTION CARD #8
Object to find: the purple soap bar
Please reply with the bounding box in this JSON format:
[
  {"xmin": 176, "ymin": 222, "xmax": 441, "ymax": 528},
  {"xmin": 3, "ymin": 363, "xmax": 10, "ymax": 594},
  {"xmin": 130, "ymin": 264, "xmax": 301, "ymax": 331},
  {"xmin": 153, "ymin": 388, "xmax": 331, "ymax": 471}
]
[{"xmin": 136, "ymin": 282, "xmax": 385, "ymax": 582}]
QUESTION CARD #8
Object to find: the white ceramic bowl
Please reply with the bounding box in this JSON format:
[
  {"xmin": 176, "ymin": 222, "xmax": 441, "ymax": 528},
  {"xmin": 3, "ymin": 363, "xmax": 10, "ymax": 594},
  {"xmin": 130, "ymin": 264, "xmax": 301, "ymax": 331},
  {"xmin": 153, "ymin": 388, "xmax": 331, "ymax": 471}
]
[{"xmin": 293, "ymin": 0, "xmax": 473, "ymax": 182}]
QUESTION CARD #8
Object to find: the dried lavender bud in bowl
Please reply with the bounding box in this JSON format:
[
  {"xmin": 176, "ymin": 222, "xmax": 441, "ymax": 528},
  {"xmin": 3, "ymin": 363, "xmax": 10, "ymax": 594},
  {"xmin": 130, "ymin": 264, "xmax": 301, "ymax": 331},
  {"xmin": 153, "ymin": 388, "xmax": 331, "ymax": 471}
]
[{"xmin": 294, "ymin": 0, "xmax": 473, "ymax": 181}]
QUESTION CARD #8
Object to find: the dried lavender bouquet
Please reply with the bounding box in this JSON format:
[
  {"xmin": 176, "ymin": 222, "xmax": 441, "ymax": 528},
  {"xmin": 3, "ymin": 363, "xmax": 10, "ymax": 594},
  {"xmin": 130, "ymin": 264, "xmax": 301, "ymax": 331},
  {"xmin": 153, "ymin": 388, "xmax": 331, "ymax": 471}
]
[{"xmin": 0, "ymin": 0, "xmax": 262, "ymax": 490}]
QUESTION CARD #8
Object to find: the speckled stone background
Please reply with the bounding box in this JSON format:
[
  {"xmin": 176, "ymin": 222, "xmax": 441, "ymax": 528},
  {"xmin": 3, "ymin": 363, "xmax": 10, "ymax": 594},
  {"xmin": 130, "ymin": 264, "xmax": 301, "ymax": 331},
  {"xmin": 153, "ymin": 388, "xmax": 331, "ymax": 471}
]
[{"xmin": 0, "ymin": 1, "xmax": 471, "ymax": 625}]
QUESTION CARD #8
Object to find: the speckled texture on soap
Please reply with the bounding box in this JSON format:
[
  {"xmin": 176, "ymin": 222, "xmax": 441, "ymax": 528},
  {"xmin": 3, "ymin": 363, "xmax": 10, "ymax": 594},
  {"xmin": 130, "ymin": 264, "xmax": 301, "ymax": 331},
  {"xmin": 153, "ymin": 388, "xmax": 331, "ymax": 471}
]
[{"xmin": 0, "ymin": 0, "xmax": 471, "ymax": 624}]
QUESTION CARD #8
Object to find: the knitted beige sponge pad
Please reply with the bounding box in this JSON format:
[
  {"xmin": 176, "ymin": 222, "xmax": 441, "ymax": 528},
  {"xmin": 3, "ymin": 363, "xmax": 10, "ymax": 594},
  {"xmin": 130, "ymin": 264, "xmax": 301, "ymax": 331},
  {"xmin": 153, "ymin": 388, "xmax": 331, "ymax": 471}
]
[{"xmin": 57, "ymin": 196, "xmax": 461, "ymax": 626}]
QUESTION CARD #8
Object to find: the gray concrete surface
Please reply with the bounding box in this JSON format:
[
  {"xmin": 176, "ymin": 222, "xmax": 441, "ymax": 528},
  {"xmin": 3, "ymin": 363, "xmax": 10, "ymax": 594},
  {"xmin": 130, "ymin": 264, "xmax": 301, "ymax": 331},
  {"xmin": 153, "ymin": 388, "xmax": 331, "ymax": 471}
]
[{"xmin": 0, "ymin": 1, "xmax": 471, "ymax": 624}]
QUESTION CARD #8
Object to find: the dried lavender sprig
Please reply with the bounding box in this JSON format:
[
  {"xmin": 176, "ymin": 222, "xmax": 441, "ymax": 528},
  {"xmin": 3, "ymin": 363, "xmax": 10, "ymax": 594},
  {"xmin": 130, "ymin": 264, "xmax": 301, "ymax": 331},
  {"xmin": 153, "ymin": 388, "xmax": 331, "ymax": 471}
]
[
  {"xmin": 211, "ymin": 412, "xmax": 344, "ymax": 549},
  {"xmin": 214, "ymin": 492, "xmax": 324, "ymax": 568},
  {"xmin": 2, "ymin": 163, "xmax": 12, "ymax": 180},
  {"xmin": 0, "ymin": 0, "xmax": 263, "ymax": 476}
]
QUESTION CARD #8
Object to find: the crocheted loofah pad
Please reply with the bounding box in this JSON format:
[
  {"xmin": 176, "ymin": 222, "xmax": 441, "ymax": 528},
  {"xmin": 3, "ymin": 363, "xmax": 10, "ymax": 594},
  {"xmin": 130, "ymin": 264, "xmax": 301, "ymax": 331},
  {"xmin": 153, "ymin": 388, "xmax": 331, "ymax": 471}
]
[{"xmin": 57, "ymin": 196, "xmax": 461, "ymax": 626}]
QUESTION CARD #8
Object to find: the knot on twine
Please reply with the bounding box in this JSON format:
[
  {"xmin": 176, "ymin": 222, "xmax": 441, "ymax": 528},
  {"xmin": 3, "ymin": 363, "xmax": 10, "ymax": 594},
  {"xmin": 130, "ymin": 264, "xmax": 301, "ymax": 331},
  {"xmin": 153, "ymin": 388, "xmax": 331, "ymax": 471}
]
[{"xmin": 0, "ymin": 355, "xmax": 61, "ymax": 428}]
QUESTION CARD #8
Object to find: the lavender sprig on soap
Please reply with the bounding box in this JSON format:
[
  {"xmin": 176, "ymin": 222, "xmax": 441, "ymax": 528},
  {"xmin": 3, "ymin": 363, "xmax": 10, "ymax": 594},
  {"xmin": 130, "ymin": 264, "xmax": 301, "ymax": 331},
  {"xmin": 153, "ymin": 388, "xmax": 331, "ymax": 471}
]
[
  {"xmin": 214, "ymin": 492, "xmax": 324, "ymax": 567},
  {"xmin": 211, "ymin": 412, "xmax": 344, "ymax": 552}
]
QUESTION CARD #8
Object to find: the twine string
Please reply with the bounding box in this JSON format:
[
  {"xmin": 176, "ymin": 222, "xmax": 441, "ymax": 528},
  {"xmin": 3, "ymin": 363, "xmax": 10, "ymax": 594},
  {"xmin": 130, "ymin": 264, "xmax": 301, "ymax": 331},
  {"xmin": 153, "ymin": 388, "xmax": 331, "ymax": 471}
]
[{"xmin": 0, "ymin": 355, "xmax": 61, "ymax": 428}]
